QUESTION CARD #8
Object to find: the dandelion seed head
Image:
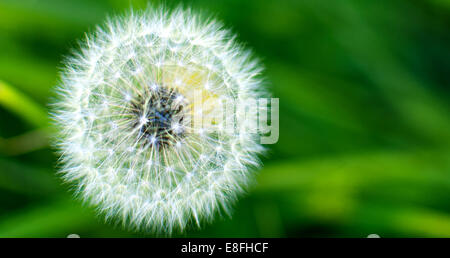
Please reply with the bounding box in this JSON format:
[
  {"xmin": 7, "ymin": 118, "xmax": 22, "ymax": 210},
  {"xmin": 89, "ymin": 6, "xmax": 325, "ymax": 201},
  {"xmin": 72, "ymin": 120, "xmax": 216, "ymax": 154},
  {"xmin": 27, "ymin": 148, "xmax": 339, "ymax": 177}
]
[{"xmin": 53, "ymin": 7, "xmax": 265, "ymax": 233}]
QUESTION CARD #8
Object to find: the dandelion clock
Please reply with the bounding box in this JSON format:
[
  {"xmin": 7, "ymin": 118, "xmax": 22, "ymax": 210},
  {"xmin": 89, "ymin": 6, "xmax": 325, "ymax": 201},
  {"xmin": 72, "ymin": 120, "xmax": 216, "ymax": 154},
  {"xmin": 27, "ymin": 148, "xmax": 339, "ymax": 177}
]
[{"xmin": 53, "ymin": 7, "xmax": 266, "ymax": 233}]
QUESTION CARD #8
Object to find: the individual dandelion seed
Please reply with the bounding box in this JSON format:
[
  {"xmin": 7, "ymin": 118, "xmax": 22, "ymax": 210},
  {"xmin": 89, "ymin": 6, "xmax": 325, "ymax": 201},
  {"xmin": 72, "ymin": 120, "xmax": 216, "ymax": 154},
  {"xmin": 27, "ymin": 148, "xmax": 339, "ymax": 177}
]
[{"xmin": 52, "ymin": 7, "xmax": 266, "ymax": 233}]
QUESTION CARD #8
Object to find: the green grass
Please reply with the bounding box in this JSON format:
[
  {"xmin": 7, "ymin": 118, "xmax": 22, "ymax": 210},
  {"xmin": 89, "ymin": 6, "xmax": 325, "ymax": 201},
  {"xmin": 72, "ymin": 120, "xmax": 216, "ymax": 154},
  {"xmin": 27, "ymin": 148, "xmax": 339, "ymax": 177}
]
[{"xmin": 0, "ymin": 0, "xmax": 448, "ymax": 237}]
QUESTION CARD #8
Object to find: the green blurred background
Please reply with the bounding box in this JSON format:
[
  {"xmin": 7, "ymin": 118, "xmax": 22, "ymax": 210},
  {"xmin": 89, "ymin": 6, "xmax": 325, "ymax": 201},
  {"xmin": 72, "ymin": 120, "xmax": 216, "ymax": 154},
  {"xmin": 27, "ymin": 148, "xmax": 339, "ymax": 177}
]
[{"xmin": 0, "ymin": 0, "xmax": 449, "ymax": 237}]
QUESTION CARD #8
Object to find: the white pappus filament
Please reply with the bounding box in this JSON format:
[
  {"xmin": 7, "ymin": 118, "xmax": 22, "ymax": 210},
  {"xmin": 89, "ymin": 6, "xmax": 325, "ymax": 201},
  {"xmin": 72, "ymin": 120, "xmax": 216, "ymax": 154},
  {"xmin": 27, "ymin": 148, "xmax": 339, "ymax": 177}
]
[{"xmin": 53, "ymin": 7, "xmax": 266, "ymax": 233}]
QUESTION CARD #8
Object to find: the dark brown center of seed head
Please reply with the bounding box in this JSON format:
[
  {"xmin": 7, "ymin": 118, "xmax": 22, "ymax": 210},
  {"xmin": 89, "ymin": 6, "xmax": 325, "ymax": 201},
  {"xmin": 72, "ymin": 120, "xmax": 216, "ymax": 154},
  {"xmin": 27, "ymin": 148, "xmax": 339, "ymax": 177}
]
[{"xmin": 131, "ymin": 87, "xmax": 185, "ymax": 149}]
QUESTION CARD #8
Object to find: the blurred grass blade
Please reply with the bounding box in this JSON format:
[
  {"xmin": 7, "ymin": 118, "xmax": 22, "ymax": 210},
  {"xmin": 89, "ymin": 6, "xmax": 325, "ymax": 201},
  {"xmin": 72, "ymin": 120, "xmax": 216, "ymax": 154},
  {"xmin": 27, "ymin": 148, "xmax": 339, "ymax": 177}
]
[
  {"xmin": 256, "ymin": 149, "xmax": 450, "ymax": 192},
  {"xmin": 357, "ymin": 204, "xmax": 450, "ymax": 237},
  {"xmin": 0, "ymin": 80, "xmax": 49, "ymax": 128},
  {"xmin": 0, "ymin": 158, "xmax": 59, "ymax": 196},
  {"xmin": 0, "ymin": 199, "xmax": 96, "ymax": 237},
  {"xmin": 0, "ymin": 0, "xmax": 108, "ymax": 34},
  {"xmin": 305, "ymin": 1, "xmax": 450, "ymax": 144},
  {"xmin": 0, "ymin": 129, "xmax": 49, "ymax": 156}
]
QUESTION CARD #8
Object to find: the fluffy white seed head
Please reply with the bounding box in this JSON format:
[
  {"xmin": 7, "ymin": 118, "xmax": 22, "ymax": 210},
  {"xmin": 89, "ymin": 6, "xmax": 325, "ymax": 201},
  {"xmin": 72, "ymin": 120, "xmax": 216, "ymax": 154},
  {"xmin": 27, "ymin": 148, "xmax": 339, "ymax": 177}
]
[{"xmin": 53, "ymin": 7, "xmax": 265, "ymax": 233}]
